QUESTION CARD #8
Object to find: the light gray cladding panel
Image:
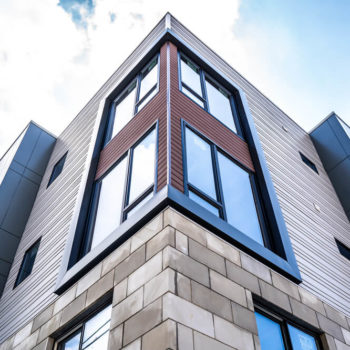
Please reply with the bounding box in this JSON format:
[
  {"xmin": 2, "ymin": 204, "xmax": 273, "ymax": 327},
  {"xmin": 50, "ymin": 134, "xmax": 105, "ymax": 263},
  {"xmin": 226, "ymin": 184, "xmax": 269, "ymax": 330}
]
[
  {"xmin": 170, "ymin": 17, "xmax": 350, "ymax": 315},
  {"xmin": 0, "ymin": 19, "xmax": 166, "ymax": 343}
]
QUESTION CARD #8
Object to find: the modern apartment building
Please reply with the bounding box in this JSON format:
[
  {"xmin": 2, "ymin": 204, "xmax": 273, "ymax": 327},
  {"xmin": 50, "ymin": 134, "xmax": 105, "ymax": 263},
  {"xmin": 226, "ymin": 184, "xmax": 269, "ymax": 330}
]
[{"xmin": 0, "ymin": 13, "xmax": 349, "ymax": 350}]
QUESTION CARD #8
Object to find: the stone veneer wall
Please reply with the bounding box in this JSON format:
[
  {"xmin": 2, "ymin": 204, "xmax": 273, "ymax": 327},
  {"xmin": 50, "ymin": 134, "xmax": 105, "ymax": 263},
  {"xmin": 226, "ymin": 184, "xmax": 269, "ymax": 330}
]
[{"xmin": 1, "ymin": 208, "xmax": 350, "ymax": 350}]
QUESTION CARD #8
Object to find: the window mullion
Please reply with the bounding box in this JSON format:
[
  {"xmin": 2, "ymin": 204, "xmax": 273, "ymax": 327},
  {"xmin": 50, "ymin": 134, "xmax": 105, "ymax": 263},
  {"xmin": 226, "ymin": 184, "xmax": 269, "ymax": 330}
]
[
  {"xmin": 121, "ymin": 148, "xmax": 133, "ymax": 222},
  {"xmin": 212, "ymin": 146, "xmax": 227, "ymax": 221},
  {"xmin": 200, "ymin": 70, "xmax": 209, "ymax": 112},
  {"xmin": 134, "ymin": 75, "xmax": 142, "ymax": 115},
  {"xmin": 78, "ymin": 323, "xmax": 85, "ymax": 350},
  {"xmin": 281, "ymin": 320, "xmax": 293, "ymax": 350}
]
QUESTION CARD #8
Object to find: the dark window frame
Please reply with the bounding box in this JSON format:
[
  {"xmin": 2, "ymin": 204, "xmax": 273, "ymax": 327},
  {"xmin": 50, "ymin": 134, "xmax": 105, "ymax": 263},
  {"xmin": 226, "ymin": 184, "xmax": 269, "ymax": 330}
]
[
  {"xmin": 79, "ymin": 123, "xmax": 159, "ymax": 258},
  {"xmin": 14, "ymin": 238, "xmax": 41, "ymax": 288},
  {"xmin": 255, "ymin": 303, "xmax": 323, "ymax": 350},
  {"xmin": 299, "ymin": 152, "xmax": 318, "ymax": 174},
  {"xmin": 178, "ymin": 52, "xmax": 243, "ymax": 137},
  {"xmin": 182, "ymin": 120, "xmax": 272, "ymax": 249},
  {"xmin": 104, "ymin": 54, "xmax": 160, "ymax": 146},
  {"xmin": 47, "ymin": 152, "xmax": 68, "ymax": 188},
  {"xmin": 335, "ymin": 239, "xmax": 350, "ymax": 261}
]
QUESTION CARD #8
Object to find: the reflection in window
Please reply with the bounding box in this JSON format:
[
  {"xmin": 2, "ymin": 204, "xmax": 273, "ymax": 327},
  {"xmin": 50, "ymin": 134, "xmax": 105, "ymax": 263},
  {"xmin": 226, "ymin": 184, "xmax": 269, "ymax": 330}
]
[
  {"xmin": 87, "ymin": 128, "xmax": 157, "ymax": 252},
  {"xmin": 255, "ymin": 310, "xmax": 319, "ymax": 350},
  {"xmin": 106, "ymin": 56, "xmax": 159, "ymax": 142},
  {"xmin": 218, "ymin": 152, "xmax": 263, "ymax": 245},
  {"xmin": 189, "ymin": 191, "xmax": 219, "ymax": 217},
  {"xmin": 180, "ymin": 57, "xmax": 202, "ymax": 97},
  {"xmin": 58, "ymin": 304, "xmax": 112, "ymax": 350}
]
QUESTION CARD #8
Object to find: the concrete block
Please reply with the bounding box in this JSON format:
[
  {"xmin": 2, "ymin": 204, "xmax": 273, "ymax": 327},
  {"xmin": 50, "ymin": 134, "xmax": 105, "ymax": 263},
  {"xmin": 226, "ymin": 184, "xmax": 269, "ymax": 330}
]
[
  {"xmin": 321, "ymin": 333, "xmax": 336, "ymax": 350},
  {"xmin": 53, "ymin": 285, "xmax": 77, "ymax": 315},
  {"xmin": 334, "ymin": 339, "xmax": 350, "ymax": 350},
  {"xmin": 226, "ymin": 260, "xmax": 260, "ymax": 296},
  {"xmin": 191, "ymin": 280, "xmax": 232, "ymax": 321},
  {"xmin": 123, "ymin": 298, "xmax": 162, "ymax": 345},
  {"xmin": 317, "ymin": 313, "xmax": 345, "ymax": 342},
  {"xmin": 299, "ymin": 287, "xmax": 326, "ymax": 316},
  {"xmin": 164, "ymin": 209, "xmax": 207, "ymax": 246},
  {"xmin": 189, "ymin": 239, "xmax": 226, "ymax": 275},
  {"xmin": 102, "ymin": 241, "xmax": 130, "ymax": 276},
  {"xmin": 231, "ymin": 302, "xmax": 258, "ymax": 334},
  {"xmin": 33, "ymin": 338, "xmax": 54, "ymax": 350},
  {"xmin": 144, "ymin": 268, "xmax": 175, "ymax": 306},
  {"xmin": 13, "ymin": 323, "xmax": 32, "ymax": 347},
  {"xmin": 290, "ymin": 298, "xmax": 319, "ymax": 328},
  {"xmin": 176, "ymin": 230, "xmax": 188, "ymax": 255},
  {"xmin": 246, "ymin": 290, "xmax": 254, "ymax": 311},
  {"xmin": 214, "ymin": 315, "xmax": 255, "ymax": 350},
  {"xmin": 241, "ymin": 254, "xmax": 271, "ymax": 284},
  {"xmin": 38, "ymin": 313, "xmax": 61, "ymax": 343},
  {"xmin": 146, "ymin": 226, "xmax": 175, "ymax": 260},
  {"xmin": 142, "ymin": 320, "xmax": 177, "ymax": 350},
  {"xmin": 113, "ymin": 278, "xmax": 127, "ymax": 306},
  {"xmin": 324, "ymin": 304, "xmax": 349, "ymax": 329},
  {"xmin": 177, "ymin": 273, "xmax": 191, "ymax": 301},
  {"xmin": 60, "ymin": 292, "xmax": 87, "ymax": 326},
  {"xmin": 111, "ymin": 288, "xmax": 143, "ymax": 328},
  {"xmin": 86, "ymin": 270, "xmax": 114, "ymax": 307},
  {"xmin": 343, "ymin": 328, "xmax": 350, "ymax": 345},
  {"xmin": 123, "ymin": 338, "xmax": 141, "ymax": 350},
  {"xmin": 259, "ymin": 280, "xmax": 291, "ymax": 313},
  {"xmin": 128, "ymin": 252, "xmax": 162, "ymax": 295},
  {"xmin": 76, "ymin": 263, "xmax": 102, "ymax": 296},
  {"xmin": 32, "ymin": 305, "xmax": 54, "ymax": 333},
  {"xmin": 207, "ymin": 234, "xmax": 240, "ymax": 266},
  {"xmin": 254, "ymin": 334, "xmax": 261, "ymax": 350},
  {"xmin": 163, "ymin": 246, "xmax": 209, "ymax": 287},
  {"xmin": 163, "ymin": 293, "xmax": 214, "ymax": 337},
  {"xmin": 13, "ymin": 330, "xmax": 38, "ymax": 350},
  {"xmin": 271, "ymin": 271, "xmax": 300, "ymax": 301},
  {"xmin": 114, "ymin": 246, "xmax": 146, "ymax": 285},
  {"xmin": 178, "ymin": 324, "xmax": 194, "ymax": 350},
  {"xmin": 131, "ymin": 214, "xmax": 163, "ymax": 253},
  {"xmin": 108, "ymin": 324, "xmax": 123, "ymax": 350},
  {"xmin": 194, "ymin": 331, "xmax": 235, "ymax": 350},
  {"xmin": 210, "ymin": 270, "xmax": 247, "ymax": 307}
]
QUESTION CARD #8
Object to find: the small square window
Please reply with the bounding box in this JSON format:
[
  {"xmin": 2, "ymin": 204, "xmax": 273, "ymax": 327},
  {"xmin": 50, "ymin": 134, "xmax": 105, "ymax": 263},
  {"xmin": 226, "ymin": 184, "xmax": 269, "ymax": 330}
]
[
  {"xmin": 14, "ymin": 239, "xmax": 40, "ymax": 287},
  {"xmin": 299, "ymin": 152, "xmax": 318, "ymax": 174},
  {"xmin": 335, "ymin": 239, "xmax": 350, "ymax": 261},
  {"xmin": 47, "ymin": 152, "xmax": 68, "ymax": 187}
]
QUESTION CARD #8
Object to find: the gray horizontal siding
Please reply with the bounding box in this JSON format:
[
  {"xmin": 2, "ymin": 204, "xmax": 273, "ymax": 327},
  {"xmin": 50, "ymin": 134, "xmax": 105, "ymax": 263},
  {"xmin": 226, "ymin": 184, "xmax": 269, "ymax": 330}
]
[
  {"xmin": 169, "ymin": 17, "xmax": 350, "ymax": 315},
  {"xmin": 0, "ymin": 19, "xmax": 166, "ymax": 343}
]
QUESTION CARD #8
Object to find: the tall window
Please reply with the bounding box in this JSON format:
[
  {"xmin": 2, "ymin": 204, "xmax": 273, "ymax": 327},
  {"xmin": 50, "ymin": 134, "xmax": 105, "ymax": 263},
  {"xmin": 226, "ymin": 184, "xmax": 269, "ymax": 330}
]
[
  {"xmin": 179, "ymin": 54, "xmax": 239, "ymax": 134},
  {"xmin": 105, "ymin": 56, "xmax": 159, "ymax": 143},
  {"xmin": 85, "ymin": 127, "xmax": 157, "ymax": 252},
  {"xmin": 184, "ymin": 125, "xmax": 266, "ymax": 246},
  {"xmin": 255, "ymin": 308, "xmax": 321, "ymax": 350},
  {"xmin": 47, "ymin": 152, "xmax": 68, "ymax": 187},
  {"xmin": 58, "ymin": 304, "xmax": 112, "ymax": 350}
]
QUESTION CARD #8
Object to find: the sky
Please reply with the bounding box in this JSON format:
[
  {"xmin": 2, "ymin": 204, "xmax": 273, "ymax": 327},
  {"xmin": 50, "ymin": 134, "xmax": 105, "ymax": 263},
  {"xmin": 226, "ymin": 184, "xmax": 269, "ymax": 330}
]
[{"xmin": 0, "ymin": 0, "xmax": 349, "ymax": 156}]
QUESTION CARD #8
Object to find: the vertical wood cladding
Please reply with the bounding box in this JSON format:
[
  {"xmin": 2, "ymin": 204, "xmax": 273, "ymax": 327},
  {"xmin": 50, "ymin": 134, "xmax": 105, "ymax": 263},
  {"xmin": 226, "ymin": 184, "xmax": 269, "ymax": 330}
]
[
  {"xmin": 95, "ymin": 43, "xmax": 168, "ymax": 191},
  {"xmin": 168, "ymin": 43, "xmax": 255, "ymax": 193}
]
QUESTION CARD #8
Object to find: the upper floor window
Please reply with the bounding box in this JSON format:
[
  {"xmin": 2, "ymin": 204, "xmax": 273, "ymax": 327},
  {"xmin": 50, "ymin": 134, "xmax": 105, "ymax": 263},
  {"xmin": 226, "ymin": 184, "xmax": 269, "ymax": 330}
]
[
  {"xmin": 335, "ymin": 239, "xmax": 350, "ymax": 261},
  {"xmin": 179, "ymin": 54, "xmax": 239, "ymax": 134},
  {"xmin": 83, "ymin": 127, "xmax": 157, "ymax": 253},
  {"xmin": 47, "ymin": 152, "xmax": 67, "ymax": 187},
  {"xmin": 105, "ymin": 56, "xmax": 159, "ymax": 143},
  {"xmin": 14, "ymin": 239, "xmax": 40, "ymax": 287},
  {"xmin": 299, "ymin": 152, "xmax": 318, "ymax": 174},
  {"xmin": 184, "ymin": 124, "xmax": 267, "ymax": 246}
]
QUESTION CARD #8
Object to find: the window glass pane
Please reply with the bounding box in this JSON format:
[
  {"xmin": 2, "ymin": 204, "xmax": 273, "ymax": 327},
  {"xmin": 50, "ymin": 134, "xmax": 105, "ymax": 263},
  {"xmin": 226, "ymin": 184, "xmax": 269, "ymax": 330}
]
[
  {"xmin": 137, "ymin": 88, "xmax": 157, "ymax": 112},
  {"xmin": 185, "ymin": 128, "xmax": 216, "ymax": 199},
  {"xmin": 189, "ymin": 191, "xmax": 220, "ymax": 216},
  {"xmin": 16, "ymin": 240, "xmax": 40, "ymax": 286},
  {"xmin": 205, "ymin": 79, "xmax": 237, "ymax": 133},
  {"xmin": 288, "ymin": 324, "xmax": 318, "ymax": 350},
  {"xmin": 218, "ymin": 153, "xmax": 263, "ymax": 245},
  {"xmin": 91, "ymin": 157, "xmax": 127, "ymax": 249},
  {"xmin": 139, "ymin": 58, "xmax": 158, "ymax": 101},
  {"xmin": 255, "ymin": 312, "xmax": 285, "ymax": 350},
  {"xmin": 126, "ymin": 192, "xmax": 153, "ymax": 218},
  {"xmin": 111, "ymin": 82, "xmax": 137, "ymax": 138},
  {"xmin": 128, "ymin": 129, "xmax": 156, "ymax": 204},
  {"xmin": 82, "ymin": 305, "xmax": 111, "ymax": 350},
  {"xmin": 182, "ymin": 87, "xmax": 205, "ymax": 108},
  {"xmin": 61, "ymin": 332, "xmax": 81, "ymax": 350},
  {"xmin": 181, "ymin": 57, "xmax": 202, "ymax": 96},
  {"xmin": 83, "ymin": 332, "xmax": 109, "ymax": 350}
]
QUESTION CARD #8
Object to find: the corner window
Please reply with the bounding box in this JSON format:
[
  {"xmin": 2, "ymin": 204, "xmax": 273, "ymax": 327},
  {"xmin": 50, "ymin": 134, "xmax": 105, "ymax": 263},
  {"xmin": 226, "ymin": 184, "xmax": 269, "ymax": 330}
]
[
  {"xmin": 179, "ymin": 54, "xmax": 239, "ymax": 134},
  {"xmin": 57, "ymin": 304, "xmax": 112, "ymax": 350},
  {"xmin": 84, "ymin": 127, "xmax": 157, "ymax": 253},
  {"xmin": 255, "ymin": 307, "xmax": 321, "ymax": 350},
  {"xmin": 183, "ymin": 124, "xmax": 266, "ymax": 246},
  {"xmin": 47, "ymin": 152, "xmax": 67, "ymax": 187},
  {"xmin": 105, "ymin": 56, "xmax": 159, "ymax": 143},
  {"xmin": 14, "ymin": 239, "xmax": 40, "ymax": 287}
]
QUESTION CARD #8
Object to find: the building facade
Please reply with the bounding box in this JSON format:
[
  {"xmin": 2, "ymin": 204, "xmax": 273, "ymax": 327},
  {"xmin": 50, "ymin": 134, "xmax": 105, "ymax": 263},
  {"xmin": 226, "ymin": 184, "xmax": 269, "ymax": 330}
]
[{"xmin": 0, "ymin": 13, "xmax": 349, "ymax": 350}]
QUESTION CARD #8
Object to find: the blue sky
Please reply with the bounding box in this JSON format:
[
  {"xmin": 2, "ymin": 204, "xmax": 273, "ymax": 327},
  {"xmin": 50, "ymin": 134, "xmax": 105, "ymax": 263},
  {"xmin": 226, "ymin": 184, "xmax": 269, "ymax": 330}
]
[{"xmin": 0, "ymin": 0, "xmax": 349, "ymax": 155}]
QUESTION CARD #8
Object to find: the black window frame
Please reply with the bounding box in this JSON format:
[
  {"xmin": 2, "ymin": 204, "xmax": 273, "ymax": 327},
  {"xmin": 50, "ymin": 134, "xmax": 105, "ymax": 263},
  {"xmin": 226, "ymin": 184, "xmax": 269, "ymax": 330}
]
[
  {"xmin": 182, "ymin": 121, "xmax": 272, "ymax": 249},
  {"xmin": 104, "ymin": 54, "xmax": 160, "ymax": 145},
  {"xmin": 80, "ymin": 123, "xmax": 159, "ymax": 257},
  {"xmin": 47, "ymin": 152, "xmax": 68, "ymax": 188},
  {"xmin": 14, "ymin": 238, "xmax": 41, "ymax": 288},
  {"xmin": 56, "ymin": 302, "xmax": 112, "ymax": 350},
  {"xmin": 335, "ymin": 238, "xmax": 350, "ymax": 261},
  {"xmin": 299, "ymin": 152, "xmax": 318, "ymax": 174},
  {"xmin": 255, "ymin": 303, "xmax": 323, "ymax": 350},
  {"xmin": 178, "ymin": 52, "xmax": 243, "ymax": 137}
]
